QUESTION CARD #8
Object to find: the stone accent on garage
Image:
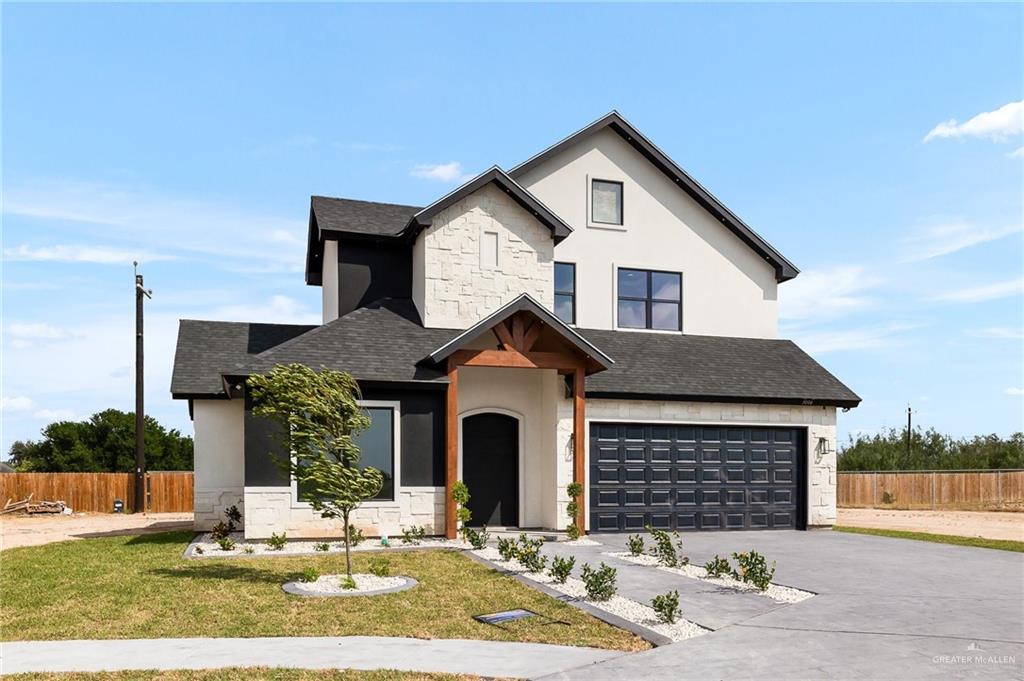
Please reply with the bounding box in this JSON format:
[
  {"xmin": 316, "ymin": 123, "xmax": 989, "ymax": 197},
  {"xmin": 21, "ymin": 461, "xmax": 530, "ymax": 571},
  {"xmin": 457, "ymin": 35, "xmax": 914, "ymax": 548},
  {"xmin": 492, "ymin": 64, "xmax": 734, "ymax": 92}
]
[
  {"xmin": 194, "ymin": 488, "xmax": 244, "ymax": 530},
  {"xmin": 413, "ymin": 183, "xmax": 554, "ymax": 328},
  {"xmin": 584, "ymin": 399, "xmax": 838, "ymax": 529},
  {"xmin": 242, "ymin": 487, "xmax": 446, "ymax": 539}
]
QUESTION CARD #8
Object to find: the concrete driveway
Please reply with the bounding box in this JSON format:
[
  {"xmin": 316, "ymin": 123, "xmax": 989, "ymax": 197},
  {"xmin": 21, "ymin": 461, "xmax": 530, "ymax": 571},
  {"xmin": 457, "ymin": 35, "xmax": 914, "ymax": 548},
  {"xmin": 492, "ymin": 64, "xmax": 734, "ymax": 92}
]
[{"xmin": 538, "ymin": 530, "xmax": 1023, "ymax": 680}]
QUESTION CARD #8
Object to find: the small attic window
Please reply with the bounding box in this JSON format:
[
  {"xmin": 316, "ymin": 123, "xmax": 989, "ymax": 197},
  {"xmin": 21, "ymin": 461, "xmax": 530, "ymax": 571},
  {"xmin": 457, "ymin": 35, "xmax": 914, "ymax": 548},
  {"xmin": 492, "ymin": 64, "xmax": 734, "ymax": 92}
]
[
  {"xmin": 592, "ymin": 179, "xmax": 623, "ymax": 225},
  {"xmin": 480, "ymin": 230, "xmax": 499, "ymax": 269}
]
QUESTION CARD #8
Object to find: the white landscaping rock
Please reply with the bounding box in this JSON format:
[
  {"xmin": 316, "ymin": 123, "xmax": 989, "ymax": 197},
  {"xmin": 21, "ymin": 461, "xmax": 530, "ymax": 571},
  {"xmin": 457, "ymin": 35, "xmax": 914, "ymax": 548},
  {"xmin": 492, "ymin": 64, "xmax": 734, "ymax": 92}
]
[
  {"xmin": 297, "ymin": 573, "xmax": 407, "ymax": 594},
  {"xmin": 609, "ymin": 552, "xmax": 814, "ymax": 604},
  {"xmin": 190, "ymin": 532, "xmax": 469, "ymax": 558},
  {"xmin": 563, "ymin": 538, "xmax": 601, "ymax": 546}
]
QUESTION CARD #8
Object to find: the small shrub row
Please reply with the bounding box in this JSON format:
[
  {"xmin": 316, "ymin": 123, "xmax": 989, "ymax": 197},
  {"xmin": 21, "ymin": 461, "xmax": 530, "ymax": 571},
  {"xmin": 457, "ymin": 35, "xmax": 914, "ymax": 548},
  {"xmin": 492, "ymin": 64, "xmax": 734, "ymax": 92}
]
[
  {"xmin": 646, "ymin": 526, "xmax": 688, "ymax": 568},
  {"xmin": 401, "ymin": 525, "xmax": 426, "ymax": 545}
]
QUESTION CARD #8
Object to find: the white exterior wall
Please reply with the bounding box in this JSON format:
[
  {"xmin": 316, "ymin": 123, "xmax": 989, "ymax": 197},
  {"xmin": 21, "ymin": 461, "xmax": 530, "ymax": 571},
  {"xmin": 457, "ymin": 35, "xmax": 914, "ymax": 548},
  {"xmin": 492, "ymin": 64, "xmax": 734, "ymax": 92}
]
[
  {"xmin": 581, "ymin": 399, "xmax": 838, "ymax": 528},
  {"xmin": 518, "ymin": 128, "xmax": 779, "ymax": 338},
  {"xmin": 192, "ymin": 400, "xmax": 245, "ymax": 530},
  {"xmin": 412, "ymin": 183, "xmax": 555, "ymax": 328},
  {"xmin": 321, "ymin": 239, "xmax": 339, "ymax": 323}
]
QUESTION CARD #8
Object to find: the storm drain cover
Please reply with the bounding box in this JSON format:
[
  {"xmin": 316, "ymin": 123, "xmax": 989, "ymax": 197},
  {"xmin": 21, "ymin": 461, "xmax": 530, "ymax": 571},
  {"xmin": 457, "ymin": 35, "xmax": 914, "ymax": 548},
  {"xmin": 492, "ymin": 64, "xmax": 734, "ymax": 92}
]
[{"xmin": 474, "ymin": 608, "xmax": 538, "ymax": 625}]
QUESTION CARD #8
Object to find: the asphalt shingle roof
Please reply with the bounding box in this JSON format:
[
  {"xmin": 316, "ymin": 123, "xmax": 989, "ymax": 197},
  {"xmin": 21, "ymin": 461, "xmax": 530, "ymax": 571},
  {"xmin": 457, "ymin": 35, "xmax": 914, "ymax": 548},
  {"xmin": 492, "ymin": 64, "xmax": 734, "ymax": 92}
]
[{"xmin": 311, "ymin": 196, "xmax": 420, "ymax": 238}]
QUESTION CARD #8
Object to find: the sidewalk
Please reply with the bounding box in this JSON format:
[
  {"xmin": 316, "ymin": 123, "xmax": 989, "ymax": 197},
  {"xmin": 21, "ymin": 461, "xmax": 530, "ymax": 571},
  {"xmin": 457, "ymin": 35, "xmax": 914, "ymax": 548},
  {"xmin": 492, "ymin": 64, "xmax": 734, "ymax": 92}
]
[{"xmin": 0, "ymin": 636, "xmax": 626, "ymax": 678}]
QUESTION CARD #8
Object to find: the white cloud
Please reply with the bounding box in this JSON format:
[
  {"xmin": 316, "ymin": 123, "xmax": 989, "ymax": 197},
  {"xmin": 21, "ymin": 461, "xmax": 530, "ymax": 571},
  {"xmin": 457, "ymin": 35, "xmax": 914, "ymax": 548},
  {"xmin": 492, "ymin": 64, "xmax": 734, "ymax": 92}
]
[
  {"xmin": 903, "ymin": 221, "xmax": 1022, "ymax": 261},
  {"xmin": 930, "ymin": 277, "xmax": 1024, "ymax": 304},
  {"xmin": 969, "ymin": 326, "xmax": 1024, "ymax": 340},
  {"xmin": 1009, "ymin": 146, "xmax": 1024, "ymax": 159},
  {"xmin": 924, "ymin": 100, "xmax": 1023, "ymax": 143},
  {"xmin": 790, "ymin": 323, "xmax": 917, "ymax": 354},
  {"xmin": 1, "ymin": 396, "xmax": 34, "ymax": 412},
  {"xmin": 32, "ymin": 408, "xmax": 78, "ymax": 421},
  {"xmin": 1005, "ymin": 388, "xmax": 1024, "ymax": 397},
  {"xmin": 212, "ymin": 295, "xmax": 320, "ymax": 325},
  {"xmin": 410, "ymin": 161, "xmax": 473, "ymax": 183},
  {"xmin": 779, "ymin": 266, "xmax": 880, "ymax": 321},
  {"xmin": 5, "ymin": 322, "xmax": 70, "ymax": 340},
  {"xmin": 3, "ymin": 244, "xmax": 173, "ymax": 265}
]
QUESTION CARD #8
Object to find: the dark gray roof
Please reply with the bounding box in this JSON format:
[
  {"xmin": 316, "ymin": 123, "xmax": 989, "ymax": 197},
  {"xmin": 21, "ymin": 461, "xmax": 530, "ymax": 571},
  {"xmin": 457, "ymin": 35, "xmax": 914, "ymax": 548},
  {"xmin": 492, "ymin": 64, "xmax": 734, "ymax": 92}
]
[
  {"xmin": 577, "ymin": 329, "xmax": 860, "ymax": 408},
  {"xmin": 312, "ymin": 196, "xmax": 420, "ymax": 238},
  {"xmin": 510, "ymin": 111, "xmax": 800, "ymax": 282},
  {"xmin": 171, "ymin": 320, "xmax": 316, "ymax": 397}
]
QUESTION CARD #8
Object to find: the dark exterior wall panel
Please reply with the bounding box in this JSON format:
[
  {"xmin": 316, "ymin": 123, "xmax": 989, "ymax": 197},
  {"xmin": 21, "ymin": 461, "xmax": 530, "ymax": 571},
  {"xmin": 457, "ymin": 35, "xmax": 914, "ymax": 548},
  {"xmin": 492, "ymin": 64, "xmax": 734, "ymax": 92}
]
[
  {"xmin": 244, "ymin": 409, "xmax": 290, "ymax": 487},
  {"xmin": 360, "ymin": 386, "xmax": 445, "ymax": 487},
  {"xmin": 338, "ymin": 241, "xmax": 413, "ymax": 318}
]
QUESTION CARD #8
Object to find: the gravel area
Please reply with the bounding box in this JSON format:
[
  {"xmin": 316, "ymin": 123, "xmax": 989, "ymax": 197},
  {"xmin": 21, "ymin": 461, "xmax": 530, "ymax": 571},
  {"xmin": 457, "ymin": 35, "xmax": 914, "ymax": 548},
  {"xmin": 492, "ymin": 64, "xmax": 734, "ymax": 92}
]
[
  {"xmin": 473, "ymin": 547, "xmax": 709, "ymax": 642},
  {"xmin": 188, "ymin": 532, "xmax": 469, "ymax": 558},
  {"xmin": 1, "ymin": 512, "xmax": 193, "ymax": 551},
  {"xmin": 838, "ymin": 508, "xmax": 1024, "ymax": 542},
  {"xmin": 564, "ymin": 538, "xmax": 602, "ymax": 546},
  {"xmin": 292, "ymin": 573, "xmax": 408, "ymax": 594},
  {"xmin": 609, "ymin": 552, "xmax": 814, "ymax": 603}
]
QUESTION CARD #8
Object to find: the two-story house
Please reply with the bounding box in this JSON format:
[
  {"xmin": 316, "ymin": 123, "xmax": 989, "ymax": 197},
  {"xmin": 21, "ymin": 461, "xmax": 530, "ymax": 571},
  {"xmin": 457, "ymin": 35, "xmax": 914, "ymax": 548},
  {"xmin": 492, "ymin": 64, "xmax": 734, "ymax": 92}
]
[{"xmin": 171, "ymin": 112, "xmax": 859, "ymax": 539}]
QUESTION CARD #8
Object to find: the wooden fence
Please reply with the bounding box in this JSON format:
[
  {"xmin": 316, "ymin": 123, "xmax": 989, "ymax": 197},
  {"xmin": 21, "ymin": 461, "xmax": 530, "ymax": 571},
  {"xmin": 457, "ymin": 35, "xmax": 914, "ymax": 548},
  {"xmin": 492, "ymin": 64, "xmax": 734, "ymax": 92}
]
[
  {"xmin": 0, "ymin": 472, "xmax": 194, "ymax": 513},
  {"xmin": 838, "ymin": 470, "xmax": 1024, "ymax": 511}
]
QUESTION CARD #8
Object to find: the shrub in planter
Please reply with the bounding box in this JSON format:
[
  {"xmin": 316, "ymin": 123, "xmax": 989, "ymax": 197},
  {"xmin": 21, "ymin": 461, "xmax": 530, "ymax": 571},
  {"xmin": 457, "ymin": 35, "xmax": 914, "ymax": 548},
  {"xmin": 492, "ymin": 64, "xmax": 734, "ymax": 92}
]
[
  {"xmin": 267, "ymin": 532, "xmax": 287, "ymax": 551},
  {"xmin": 401, "ymin": 525, "xmax": 426, "ymax": 545},
  {"xmin": 452, "ymin": 481, "xmax": 472, "ymax": 540},
  {"xmin": 340, "ymin": 575, "xmax": 357, "ymax": 590},
  {"xmin": 497, "ymin": 536, "xmax": 518, "ymax": 562},
  {"xmin": 194, "ymin": 545, "xmax": 205, "ymax": 555},
  {"xmin": 368, "ymin": 556, "xmax": 391, "ymax": 577},
  {"xmin": 216, "ymin": 536, "xmax": 236, "ymax": 551},
  {"xmin": 300, "ymin": 566, "xmax": 319, "ymax": 583},
  {"xmin": 647, "ymin": 526, "xmax": 687, "ymax": 567},
  {"xmin": 652, "ymin": 590, "xmax": 681, "ymax": 624},
  {"xmin": 209, "ymin": 521, "xmax": 232, "ymax": 541},
  {"xmin": 580, "ymin": 562, "xmax": 617, "ymax": 601},
  {"xmin": 313, "ymin": 542, "xmax": 330, "ymax": 552},
  {"xmin": 224, "ymin": 504, "xmax": 242, "ymax": 526},
  {"xmin": 732, "ymin": 550, "xmax": 776, "ymax": 591},
  {"xmin": 210, "ymin": 505, "xmax": 242, "ymax": 541},
  {"xmin": 626, "ymin": 534, "xmax": 645, "ymax": 556},
  {"xmin": 517, "ymin": 538, "xmax": 547, "ymax": 573},
  {"xmin": 704, "ymin": 555, "xmax": 731, "ymax": 578},
  {"xmin": 463, "ymin": 526, "xmax": 490, "ymax": 550},
  {"xmin": 346, "ymin": 524, "xmax": 365, "ymax": 547},
  {"xmin": 242, "ymin": 545, "xmax": 254, "ymax": 554},
  {"xmin": 565, "ymin": 481, "xmax": 583, "ymax": 540},
  {"xmin": 548, "ymin": 555, "xmax": 575, "ymax": 584}
]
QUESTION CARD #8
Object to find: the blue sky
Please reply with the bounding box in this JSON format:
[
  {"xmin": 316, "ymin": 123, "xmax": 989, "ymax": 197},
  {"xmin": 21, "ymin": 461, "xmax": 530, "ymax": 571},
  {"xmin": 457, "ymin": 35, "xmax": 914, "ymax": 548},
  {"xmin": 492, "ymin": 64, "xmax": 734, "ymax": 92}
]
[{"xmin": 2, "ymin": 3, "xmax": 1022, "ymax": 457}]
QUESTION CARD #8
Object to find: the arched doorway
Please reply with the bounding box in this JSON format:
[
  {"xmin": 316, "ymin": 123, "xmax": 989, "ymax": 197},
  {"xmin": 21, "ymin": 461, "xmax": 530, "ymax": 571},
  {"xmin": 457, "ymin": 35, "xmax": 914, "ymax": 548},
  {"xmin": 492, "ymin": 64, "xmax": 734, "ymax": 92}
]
[{"xmin": 461, "ymin": 412, "xmax": 519, "ymax": 527}]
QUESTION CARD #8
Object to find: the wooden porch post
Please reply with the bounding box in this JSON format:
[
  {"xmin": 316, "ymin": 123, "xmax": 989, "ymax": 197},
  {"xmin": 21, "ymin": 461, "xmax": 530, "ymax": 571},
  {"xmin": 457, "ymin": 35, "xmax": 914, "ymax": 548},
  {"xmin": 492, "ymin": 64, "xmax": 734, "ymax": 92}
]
[
  {"xmin": 445, "ymin": 360, "xmax": 459, "ymax": 539},
  {"xmin": 573, "ymin": 367, "xmax": 586, "ymax": 533}
]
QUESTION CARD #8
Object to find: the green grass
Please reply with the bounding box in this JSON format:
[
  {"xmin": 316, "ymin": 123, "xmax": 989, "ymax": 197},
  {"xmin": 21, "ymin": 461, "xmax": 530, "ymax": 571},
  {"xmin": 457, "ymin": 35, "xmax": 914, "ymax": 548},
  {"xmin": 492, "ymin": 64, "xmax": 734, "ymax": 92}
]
[
  {"xmin": 834, "ymin": 525, "xmax": 1024, "ymax": 552},
  {"xmin": 6, "ymin": 670, "xmax": 486, "ymax": 681},
  {"xmin": 0, "ymin": 531, "xmax": 645, "ymax": 651}
]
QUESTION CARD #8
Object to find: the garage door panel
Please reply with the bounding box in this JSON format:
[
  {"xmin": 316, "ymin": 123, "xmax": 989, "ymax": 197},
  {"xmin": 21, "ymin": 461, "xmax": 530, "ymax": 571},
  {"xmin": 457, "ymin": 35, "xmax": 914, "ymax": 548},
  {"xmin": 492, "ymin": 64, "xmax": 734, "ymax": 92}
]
[{"xmin": 590, "ymin": 423, "xmax": 803, "ymax": 532}]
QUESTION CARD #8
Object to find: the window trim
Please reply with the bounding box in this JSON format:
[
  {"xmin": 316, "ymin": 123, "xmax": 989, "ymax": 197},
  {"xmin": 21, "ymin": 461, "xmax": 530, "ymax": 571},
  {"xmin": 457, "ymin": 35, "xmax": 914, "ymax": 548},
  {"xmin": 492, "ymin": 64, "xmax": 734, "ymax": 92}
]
[
  {"xmin": 554, "ymin": 261, "xmax": 576, "ymax": 326},
  {"xmin": 588, "ymin": 176, "xmax": 626, "ymax": 230},
  {"xmin": 291, "ymin": 399, "xmax": 402, "ymax": 508},
  {"xmin": 614, "ymin": 266, "xmax": 683, "ymax": 333}
]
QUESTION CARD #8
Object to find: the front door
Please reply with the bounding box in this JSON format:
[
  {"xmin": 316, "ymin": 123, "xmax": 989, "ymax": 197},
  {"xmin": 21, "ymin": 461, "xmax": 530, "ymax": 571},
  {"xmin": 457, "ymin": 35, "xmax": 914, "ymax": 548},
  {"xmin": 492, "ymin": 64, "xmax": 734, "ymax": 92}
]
[{"xmin": 462, "ymin": 413, "xmax": 519, "ymax": 527}]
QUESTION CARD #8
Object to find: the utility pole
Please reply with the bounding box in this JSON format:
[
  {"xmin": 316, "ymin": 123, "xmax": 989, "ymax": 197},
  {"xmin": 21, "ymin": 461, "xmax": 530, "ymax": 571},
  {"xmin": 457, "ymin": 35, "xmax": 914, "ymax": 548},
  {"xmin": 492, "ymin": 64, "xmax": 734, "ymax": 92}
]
[
  {"xmin": 134, "ymin": 262, "xmax": 152, "ymax": 513},
  {"xmin": 905, "ymin": 404, "xmax": 912, "ymax": 461}
]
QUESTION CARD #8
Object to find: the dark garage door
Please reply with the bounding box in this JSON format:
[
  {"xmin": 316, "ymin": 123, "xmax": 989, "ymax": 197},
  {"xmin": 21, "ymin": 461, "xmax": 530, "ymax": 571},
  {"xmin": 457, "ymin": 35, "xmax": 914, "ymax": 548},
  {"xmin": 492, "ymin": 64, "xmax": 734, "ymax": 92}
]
[{"xmin": 589, "ymin": 423, "xmax": 804, "ymax": 532}]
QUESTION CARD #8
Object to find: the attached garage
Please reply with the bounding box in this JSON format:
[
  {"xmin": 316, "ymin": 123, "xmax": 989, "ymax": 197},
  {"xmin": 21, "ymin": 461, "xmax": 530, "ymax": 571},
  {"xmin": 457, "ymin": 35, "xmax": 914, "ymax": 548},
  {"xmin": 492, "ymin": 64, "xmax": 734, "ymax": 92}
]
[{"xmin": 589, "ymin": 422, "xmax": 806, "ymax": 532}]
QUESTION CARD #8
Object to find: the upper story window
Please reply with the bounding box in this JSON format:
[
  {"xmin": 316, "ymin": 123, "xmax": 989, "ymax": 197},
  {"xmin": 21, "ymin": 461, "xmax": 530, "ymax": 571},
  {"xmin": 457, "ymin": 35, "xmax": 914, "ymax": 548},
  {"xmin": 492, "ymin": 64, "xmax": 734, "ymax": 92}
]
[
  {"xmin": 617, "ymin": 268, "xmax": 682, "ymax": 331},
  {"xmin": 554, "ymin": 262, "xmax": 576, "ymax": 324},
  {"xmin": 591, "ymin": 179, "xmax": 623, "ymax": 225}
]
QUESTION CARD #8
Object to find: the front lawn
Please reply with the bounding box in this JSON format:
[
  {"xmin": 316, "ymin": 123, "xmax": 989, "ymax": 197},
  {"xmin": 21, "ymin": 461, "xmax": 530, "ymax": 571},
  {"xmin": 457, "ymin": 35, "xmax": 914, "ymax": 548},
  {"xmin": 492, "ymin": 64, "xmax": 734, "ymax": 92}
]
[
  {"xmin": 8, "ymin": 670, "xmax": 481, "ymax": 681},
  {"xmin": 834, "ymin": 525, "xmax": 1024, "ymax": 552},
  {"xmin": 0, "ymin": 531, "xmax": 645, "ymax": 651}
]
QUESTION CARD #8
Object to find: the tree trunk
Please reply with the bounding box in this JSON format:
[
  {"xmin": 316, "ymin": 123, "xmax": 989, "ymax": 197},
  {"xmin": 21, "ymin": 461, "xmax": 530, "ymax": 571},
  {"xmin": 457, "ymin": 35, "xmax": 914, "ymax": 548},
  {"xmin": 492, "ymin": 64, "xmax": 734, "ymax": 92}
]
[{"xmin": 342, "ymin": 509, "xmax": 352, "ymax": 577}]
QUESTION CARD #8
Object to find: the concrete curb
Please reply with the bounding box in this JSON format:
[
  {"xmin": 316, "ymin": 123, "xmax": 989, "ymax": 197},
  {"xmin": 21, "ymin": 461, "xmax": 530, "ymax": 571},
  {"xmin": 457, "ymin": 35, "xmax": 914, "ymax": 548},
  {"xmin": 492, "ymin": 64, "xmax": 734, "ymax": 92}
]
[{"xmin": 282, "ymin": 576, "xmax": 418, "ymax": 597}]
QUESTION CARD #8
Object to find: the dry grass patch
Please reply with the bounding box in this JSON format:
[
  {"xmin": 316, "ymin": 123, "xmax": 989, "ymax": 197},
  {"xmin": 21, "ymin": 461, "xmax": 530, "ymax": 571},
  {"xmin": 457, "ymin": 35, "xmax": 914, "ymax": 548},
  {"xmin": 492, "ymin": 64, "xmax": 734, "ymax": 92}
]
[{"xmin": 6, "ymin": 670, "xmax": 489, "ymax": 681}]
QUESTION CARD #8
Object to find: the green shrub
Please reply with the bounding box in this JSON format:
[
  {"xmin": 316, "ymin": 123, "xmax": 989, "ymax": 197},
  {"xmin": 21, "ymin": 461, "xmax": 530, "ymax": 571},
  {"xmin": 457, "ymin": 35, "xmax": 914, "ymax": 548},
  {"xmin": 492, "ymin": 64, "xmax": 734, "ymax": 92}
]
[
  {"xmin": 463, "ymin": 526, "xmax": 490, "ymax": 550},
  {"xmin": 647, "ymin": 526, "xmax": 687, "ymax": 567},
  {"xmin": 313, "ymin": 542, "xmax": 330, "ymax": 552},
  {"xmin": 452, "ymin": 481, "xmax": 472, "ymax": 540},
  {"xmin": 732, "ymin": 550, "xmax": 776, "ymax": 591},
  {"xmin": 516, "ymin": 534, "xmax": 547, "ymax": 573},
  {"xmin": 548, "ymin": 555, "xmax": 575, "ymax": 584},
  {"xmin": 224, "ymin": 504, "xmax": 242, "ymax": 525},
  {"xmin": 497, "ymin": 536, "xmax": 518, "ymax": 562},
  {"xmin": 209, "ymin": 521, "xmax": 232, "ymax": 541},
  {"xmin": 652, "ymin": 590, "xmax": 681, "ymax": 624},
  {"xmin": 266, "ymin": 532, "xmax": 287, "ymax": 551},
  {"xmin": 300, "ymin": 566, "xmax": 319, "ymax": 583},
  {"xmin": 368, "ymin": 556, "xmax": 390, "ymax": 577},
  {"xmin": 566, "ymin": 481, "xmax": 583, "ymax": 540},
  {"xmin": 580, "ymin": 562, "xmax": 617, "ymax": 601},
  {"xmin": 401, "ymin": 525, "xmax": 426, "ymax": 545},
  {"xmin": 242, "ymin": 545, "xmax": 254, "ymax": 554},
  {"xmin": 345, "ymin": 525, "xmax": 365, "ymax": 547},
  {"xmin": 703, "ymin": 555, "xmax": 731, "ymax": 578},
  {"xmin": 339, "ymin": 575, "xmax": 357, "ymax": 590},
  {"xmin": 216, "ymin": 536, "xmax": 236, "ymax": 551},
  {"xmin": 626, "ymin": 534, "xmax": 645, "ymax": 556}
]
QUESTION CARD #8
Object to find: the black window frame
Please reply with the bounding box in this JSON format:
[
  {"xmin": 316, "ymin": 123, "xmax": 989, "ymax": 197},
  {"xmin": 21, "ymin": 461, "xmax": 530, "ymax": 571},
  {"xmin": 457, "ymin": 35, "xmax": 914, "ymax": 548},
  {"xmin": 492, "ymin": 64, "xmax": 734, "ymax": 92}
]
[
  {"xmin": 616, "ymin": 267, "xmax": 682, "ymax": 331},
  {"xmin": 591, "ymin": 179, "xmax": 624, "ymax": 226},
  {"xmin": 554, "ymin": 261, "xmax": 576, "ymax": 325}
]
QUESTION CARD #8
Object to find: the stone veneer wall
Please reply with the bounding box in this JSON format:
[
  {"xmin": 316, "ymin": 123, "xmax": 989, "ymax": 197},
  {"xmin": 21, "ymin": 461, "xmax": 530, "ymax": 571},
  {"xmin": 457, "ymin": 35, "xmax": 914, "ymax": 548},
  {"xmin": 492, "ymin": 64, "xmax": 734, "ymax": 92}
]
[
  {"xmin": 569, "ymin": 399, "xmax": 838, "ymax": 529},
  {"xmin": 243, "ymin": 487, "xmax": 446, "ymax": 539},
  {"xmin": 413, "ymin": 183, "xmax": 554, "ymax": 328}
]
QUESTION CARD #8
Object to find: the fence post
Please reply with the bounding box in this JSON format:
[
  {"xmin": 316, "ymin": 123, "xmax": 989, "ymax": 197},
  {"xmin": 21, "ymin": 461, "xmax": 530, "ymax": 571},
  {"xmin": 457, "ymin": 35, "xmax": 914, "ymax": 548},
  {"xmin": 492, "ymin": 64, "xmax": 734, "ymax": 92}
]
[
  {"xmin": 872, "ymin": 473, "xmax": 878, "ymax": 508},
  {"xmin": 997, "ymin": 470, "xmax": 1003, "ymax": 508},
  {"xmin": 931, "ymin": 471, "xmax": 936, "ymax": 510}
]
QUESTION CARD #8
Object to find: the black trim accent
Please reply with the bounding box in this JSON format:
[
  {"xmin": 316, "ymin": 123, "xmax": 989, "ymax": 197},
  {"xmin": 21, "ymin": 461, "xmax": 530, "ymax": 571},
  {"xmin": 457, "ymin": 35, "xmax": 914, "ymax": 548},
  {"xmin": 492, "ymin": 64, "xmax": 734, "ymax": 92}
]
[
  {"xmin": 509, "ymin": 111, "xmax": 800, "ymax": 282},
  {"xmin": 554, "ymin": 261, "xmax": 576, "ymax": 325},
  {"xmin": 586, "ymin": 391, "xmax": 861, "ymax": 409}
]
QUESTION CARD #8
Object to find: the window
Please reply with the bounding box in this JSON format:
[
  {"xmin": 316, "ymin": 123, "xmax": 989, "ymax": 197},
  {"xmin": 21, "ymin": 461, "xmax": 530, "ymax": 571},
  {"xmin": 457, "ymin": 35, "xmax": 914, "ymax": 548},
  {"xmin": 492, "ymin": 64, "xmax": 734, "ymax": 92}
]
[
  {"xmin": 554, "ymin": 262, "xmax": 576, "ymax": 324},
  {"xmin": 591, "ymin": 179, "xmax": 623, "ymax": 225},
  {"xmin": 617, "ymin": 268, "xmax": 681, "ymax": 331},
  {"xmin": 297, "ymin": 405, "xmax": 396, "ymax": 503}
]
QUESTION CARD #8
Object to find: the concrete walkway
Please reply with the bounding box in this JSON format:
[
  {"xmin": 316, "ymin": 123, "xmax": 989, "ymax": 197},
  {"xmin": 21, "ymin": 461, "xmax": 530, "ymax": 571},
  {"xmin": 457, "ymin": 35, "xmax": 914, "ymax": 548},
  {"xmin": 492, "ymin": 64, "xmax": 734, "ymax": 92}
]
[{"xmin": 0, "ymin": 636, "xmax": 625, "ymax": 678}]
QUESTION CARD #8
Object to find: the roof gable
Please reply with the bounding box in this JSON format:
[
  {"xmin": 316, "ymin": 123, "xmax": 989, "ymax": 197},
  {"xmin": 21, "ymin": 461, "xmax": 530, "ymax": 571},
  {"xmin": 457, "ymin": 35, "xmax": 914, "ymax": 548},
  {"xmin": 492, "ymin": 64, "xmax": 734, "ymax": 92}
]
[{"xmin": 509, "ymin": 111, "xmax": 800, "ymax": 282}]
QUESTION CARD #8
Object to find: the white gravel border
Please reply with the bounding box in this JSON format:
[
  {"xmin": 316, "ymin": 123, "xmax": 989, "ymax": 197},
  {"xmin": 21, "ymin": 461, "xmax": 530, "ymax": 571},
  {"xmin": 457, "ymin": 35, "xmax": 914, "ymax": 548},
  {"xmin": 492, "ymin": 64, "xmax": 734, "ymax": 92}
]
[
  {"xmin": 608, "ymin": 552, "xmax": 814, "ymax": 603},
  {"xmin": 188, "ymin": 532, "xmax": 470, "ymax": 558},
  {"xmin": 283, "ymin": 572, "xmax": 415, "ymax": 597},
  {"xmin": 472, "ymin": 547, "xmax": 709, "ymax": 642},
  {"xmin": 563, "ymin": 538, "xmax": 602, "ymax": 547}
]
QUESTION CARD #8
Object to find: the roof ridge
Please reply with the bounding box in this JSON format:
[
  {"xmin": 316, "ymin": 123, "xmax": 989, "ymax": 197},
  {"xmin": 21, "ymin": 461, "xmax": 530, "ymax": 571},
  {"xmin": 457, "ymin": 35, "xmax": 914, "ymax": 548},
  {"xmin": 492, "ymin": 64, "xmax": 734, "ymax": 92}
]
[{"xmin": 312, "ymin": 195, "xmax": 422, "ymax": 210}]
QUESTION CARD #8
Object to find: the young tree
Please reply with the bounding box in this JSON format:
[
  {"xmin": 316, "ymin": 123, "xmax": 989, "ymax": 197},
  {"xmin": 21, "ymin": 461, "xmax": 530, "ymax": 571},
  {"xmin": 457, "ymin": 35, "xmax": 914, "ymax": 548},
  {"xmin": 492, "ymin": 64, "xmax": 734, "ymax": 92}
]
[{"xmin": 248, "ymin": 363, "xmax": 383, "ymax": 577}]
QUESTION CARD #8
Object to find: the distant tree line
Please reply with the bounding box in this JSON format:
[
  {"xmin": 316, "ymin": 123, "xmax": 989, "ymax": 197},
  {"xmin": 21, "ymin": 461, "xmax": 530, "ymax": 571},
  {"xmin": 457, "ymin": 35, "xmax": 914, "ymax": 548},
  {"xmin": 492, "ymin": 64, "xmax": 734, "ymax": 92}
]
[
  {"xmin": 6, "ymin": 409, "xmax": 193, "ymax": 472},
  {"xmin": 838, "ymin": 428, "xmax": 1024, "ymax": 471}
]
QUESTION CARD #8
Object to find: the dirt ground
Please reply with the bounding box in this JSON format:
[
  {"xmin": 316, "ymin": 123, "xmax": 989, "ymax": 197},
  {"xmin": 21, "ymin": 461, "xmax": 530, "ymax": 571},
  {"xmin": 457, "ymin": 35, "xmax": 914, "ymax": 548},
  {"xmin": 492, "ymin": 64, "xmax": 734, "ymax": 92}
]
[
  {"xmin": 837, "ymin": 508, "xmax": 1023, "ymax": 542},
  {"xmin": 0, "ymin": 511, "xmax": 193, "ymax": 550}
]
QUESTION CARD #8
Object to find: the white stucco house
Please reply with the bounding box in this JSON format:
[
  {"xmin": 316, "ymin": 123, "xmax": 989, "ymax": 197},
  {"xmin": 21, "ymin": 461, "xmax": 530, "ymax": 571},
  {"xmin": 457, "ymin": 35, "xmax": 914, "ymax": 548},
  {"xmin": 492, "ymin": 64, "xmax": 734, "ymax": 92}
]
[{"xmin": 171, "ymin": 112, "xmax": 859, "ymax": 539}]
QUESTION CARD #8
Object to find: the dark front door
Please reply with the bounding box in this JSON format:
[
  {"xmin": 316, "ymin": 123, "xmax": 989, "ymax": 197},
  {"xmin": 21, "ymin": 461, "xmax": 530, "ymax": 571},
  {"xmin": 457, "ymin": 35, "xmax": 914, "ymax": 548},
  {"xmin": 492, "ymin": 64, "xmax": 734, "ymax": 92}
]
[{"xmin": 463, "ymin": 413, "xmax": 519, "ymax": 527}]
